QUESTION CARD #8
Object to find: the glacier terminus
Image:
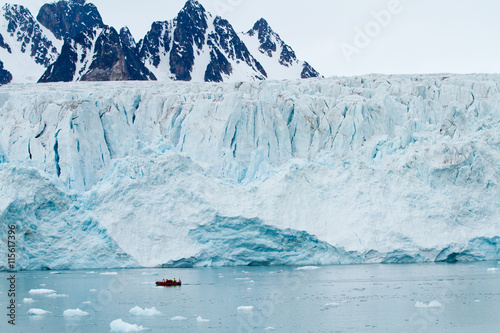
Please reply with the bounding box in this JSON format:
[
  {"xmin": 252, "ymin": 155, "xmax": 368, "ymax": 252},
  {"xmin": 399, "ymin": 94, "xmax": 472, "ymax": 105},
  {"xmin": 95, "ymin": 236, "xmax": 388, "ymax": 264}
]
[{"xmin": 0, "ymin": 74, "xmax": 499, "ymax": 270}]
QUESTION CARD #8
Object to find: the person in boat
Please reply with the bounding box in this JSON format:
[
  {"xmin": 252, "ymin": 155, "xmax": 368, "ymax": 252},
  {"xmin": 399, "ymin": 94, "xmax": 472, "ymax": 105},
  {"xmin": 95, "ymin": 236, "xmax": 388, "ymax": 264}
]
[{"xmin": 173, "ymin": 278, "xmax": 176, "ymax": 283}]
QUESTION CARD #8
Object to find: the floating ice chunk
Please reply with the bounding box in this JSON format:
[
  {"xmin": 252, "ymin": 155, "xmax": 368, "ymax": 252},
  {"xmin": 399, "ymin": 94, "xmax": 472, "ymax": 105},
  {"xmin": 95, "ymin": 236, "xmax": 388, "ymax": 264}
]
[
  {"xmin": 82, "ymin": 301, "xmax": 92, "ymax": 305},
  {"xmin": 487, "ymin": 268, "xmax": 498, "ymax": 272},
  {"xmin": 474, "ymin": 300, "xmax": 481, "ymax": 303},
  {"xmin": 28, "ymin": 308, "xmax": 51, "ymax": 316},
  {"xmin": 87, "ymin": 271, "xmax": 96, "ymax": 274},
  {"xmin": 129, "ymin": 306, "xmax": 161, "ymax": 316},
  {"xmin": 324, "ymin": 302, "xmax": 340, "ymax": 308},
  {"xmin": 50, "ymin": 272, "xmax": 63, "ymax": 275},
  {"xmin": 40, "ymin": 284, "xmax": 46, "ymax": 287},
  {"xmin": 415, "ymin": 301, "xmax": 442, "ymax": 308},
  {"xmin": 29, "ymin": 289, "xmax": 56, "ymax": 295},
  {"xmin": 140, "ymin": 272, "xmax": 159, "ymax": 276},
  {"xmin": 295, "ymin": 266, "xmax": 320, "ymax": 270},
  {"xmin": 100, "ymin": 272, "xmax": 118, "ymax": 275},
  {"xmin": 89, "ymin": 289, "xmax": 97, "ymax": 293},
  {"xmin": 109, "ymin": 319, "xmax": 150, "ymax": 332},
  {"xmin": 264, "ymin": 327, "xmax": 276, "ymax": 331},
  {"xmin": 63, "ymin": 308, "xmax": 89, "ymax": 317},
  {"xmin": 196, "ymin": 316, "xmax": 210, "ymax": 322},
  {"xmin": 237, "ymin": 306, "xmax": 254, "ymax": 312},
  {"xmin": 46, "ymin": 293, "xmax": 68, "ymax": 298},
  {"xmin": 171, "ymin": 316, "xmax": 187, "ymax": 321},
  {"xmin": 235, "ymin": 277, "xmax": 250, "ymax": 280},
  {"xmin": 23, "ymin": 298, "xmax": 35, "ymax": 304}
]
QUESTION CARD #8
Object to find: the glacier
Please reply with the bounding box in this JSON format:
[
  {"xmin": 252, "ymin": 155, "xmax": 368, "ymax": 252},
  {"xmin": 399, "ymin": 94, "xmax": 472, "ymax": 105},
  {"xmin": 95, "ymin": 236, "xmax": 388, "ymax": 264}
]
[{"xmin": 0, "ymin": 74, "xmax": 499, "ymax": 270}]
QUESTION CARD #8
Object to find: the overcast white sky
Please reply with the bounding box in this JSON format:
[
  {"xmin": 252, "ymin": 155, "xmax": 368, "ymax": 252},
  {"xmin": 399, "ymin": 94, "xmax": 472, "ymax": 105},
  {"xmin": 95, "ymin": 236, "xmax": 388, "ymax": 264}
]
[{"xmin": 13, "ymin": 0, "xmax": 500, "ymax": 77}]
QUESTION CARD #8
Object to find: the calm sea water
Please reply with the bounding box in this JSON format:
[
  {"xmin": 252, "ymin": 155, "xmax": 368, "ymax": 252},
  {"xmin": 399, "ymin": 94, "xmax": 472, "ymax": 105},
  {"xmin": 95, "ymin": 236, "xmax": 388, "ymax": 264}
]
[{"xmin": 1, "ymin": 262, "xmax": 499, "ymax": 333}]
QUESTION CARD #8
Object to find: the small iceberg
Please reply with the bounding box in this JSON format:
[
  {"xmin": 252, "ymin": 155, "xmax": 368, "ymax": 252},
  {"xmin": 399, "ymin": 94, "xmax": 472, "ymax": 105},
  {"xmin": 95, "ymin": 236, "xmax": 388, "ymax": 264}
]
[
  {"xmin": 171, "ymin": 316, "xmax": 187, "ymax": 321},
  {"xmin": 415, "ymin": 301, "xmax": 442, "ymax": 308},
  {"xmin": 23, "ymin": 298, "xmax": 35, "ymax": 304},
  {"xmin": 28, "ymin": 308, "xmax": 51, "ymax": 316},
  {"xmin": 295, "ymin": 266, "xmax": 320, "ymax": 270},
  {"xmin": 100, "ymin": 272, "xmax": 118, "ymax": 275},
  {"xmin": 29, "ymin": 289, "xmax": 56, "ymax": 295},
  {"xmin": 196, "ymin": 316, "xmax": 210, "ymax": 322},
  {"xmin": 129, "ymin": 306, "xmax": 161, "ymax": 316},
  {"xmin": 237, "ymin": 306, "xmax": 254, "ymax": 312},
  {"xmin": 63, "ymin": 308, "xmax": 90, "ymax": 317},
  {"xmin": 46, "ymin": 293, "xmax": 68, "ymax": 298},
  {"xmin": 109, "ymin": 319, "xmax": 150, "ymax": 332},
  {"xmin": 323, "ymin": 302, "xmax": 340, "ymax": 308}
]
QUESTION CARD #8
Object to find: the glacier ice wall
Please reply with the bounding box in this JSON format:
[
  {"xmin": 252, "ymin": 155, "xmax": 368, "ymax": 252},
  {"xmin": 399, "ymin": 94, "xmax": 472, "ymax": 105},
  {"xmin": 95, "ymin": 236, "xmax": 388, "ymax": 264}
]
[{"xmin": 0, "ymin": 74, "xmax": 499, "ymax": 269}]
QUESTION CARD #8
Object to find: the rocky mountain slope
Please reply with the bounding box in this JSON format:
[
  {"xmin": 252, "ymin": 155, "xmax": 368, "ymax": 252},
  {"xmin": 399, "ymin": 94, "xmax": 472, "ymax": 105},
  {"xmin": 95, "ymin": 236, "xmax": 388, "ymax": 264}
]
[{"xmin": 0, "ymin": 0, "xmax": 320, "ymax": 84}]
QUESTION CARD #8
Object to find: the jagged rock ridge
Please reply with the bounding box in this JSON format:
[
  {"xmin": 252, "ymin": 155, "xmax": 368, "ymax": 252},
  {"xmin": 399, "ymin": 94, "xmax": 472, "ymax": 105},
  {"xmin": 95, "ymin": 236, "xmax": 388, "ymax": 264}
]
[
  {"xmin": 138, "ymin": 0, "xmax": 318, "ymax": 82},
  {"xmin": 39, "ymin": 26, "xmax": 156, "ymax": 82},
  {"xmin": 1, "ymin": 0, "xmax": 320, "ymax": 84},
  {"xmin": 0, "ymin": 3, "xmax": 61, "ymax": 83},
  {"xmin": 242, "ymin": 18, "xmax": 320, "ymax": 79},
  {"xmin": 36, "ymin": 0, "xmax": 104, "ymax": 39}
]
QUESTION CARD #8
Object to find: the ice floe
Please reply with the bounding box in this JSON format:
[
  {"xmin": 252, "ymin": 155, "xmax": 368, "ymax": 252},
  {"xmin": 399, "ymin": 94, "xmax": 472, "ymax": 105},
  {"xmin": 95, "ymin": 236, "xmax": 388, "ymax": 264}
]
[
  {"xmin": 129, "ymin": 306, "xmax": 161, "ymax": 316},
  {"xmin": 29, "ymin": 289, "xmax": 56, "ymax": 295},
  {"xmin": 109, "ymin": 319, "xmax": 150, "ymax": 332},
  {"xmin": 415, "ymin": 301, "xmax": 442, "ymax": 308},
  {"xmin": 28, "ymin": 308, "xmax": 51, "ymax": 315},
  {"xmin": 63, "ymin": 308, "xmax": 89, "ymax": 317},
  {"xmin": 237, "ymin": 306, "xmax": 254, "ymax": 312}
]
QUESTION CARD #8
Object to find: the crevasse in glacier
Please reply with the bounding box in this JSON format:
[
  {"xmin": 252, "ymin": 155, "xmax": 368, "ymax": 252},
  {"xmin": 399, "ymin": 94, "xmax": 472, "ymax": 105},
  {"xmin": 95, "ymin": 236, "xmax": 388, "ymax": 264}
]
[{"xmin": 0, "ymin": 74, "xmax": 499, "ymax": 269}]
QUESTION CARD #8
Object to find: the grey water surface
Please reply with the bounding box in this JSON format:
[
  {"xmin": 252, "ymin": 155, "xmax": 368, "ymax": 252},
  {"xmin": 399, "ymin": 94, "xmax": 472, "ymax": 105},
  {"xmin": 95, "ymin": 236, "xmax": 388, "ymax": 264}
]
[{"xmin": 1, "ymin": 262, "xmax": 499, "ymax": 333}]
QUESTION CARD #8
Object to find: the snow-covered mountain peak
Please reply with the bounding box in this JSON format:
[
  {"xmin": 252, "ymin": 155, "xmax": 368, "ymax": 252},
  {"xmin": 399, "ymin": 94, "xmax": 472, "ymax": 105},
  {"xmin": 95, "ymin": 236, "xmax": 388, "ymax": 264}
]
[
  {"xmin": 119, "ymin": 26, "xmax": 136, "ymax": 51},
  {"xmin": 0, "ymin": 3, "xmax": 61, "ymax": 83},
  {"xmin": 1, "ymin": 0, "xmax": 320, "ymax": 84},
  {"xmin": 39, "ymin": 25, "xmax": 156, "ymax": 82},
  {"xmin": 240, "ymin": 18, "xmax": 320, "ymax": 79},
  {"xmin": 36, "ymin": 0, "xmax": 104, "ymax": 40},
  {"xmin": 137, "ymin": 0, "xmax": 318, "ymax": 82},
  {"xmin": 245, "ymin": 18, "xmax": 297, "ymax": 67}
]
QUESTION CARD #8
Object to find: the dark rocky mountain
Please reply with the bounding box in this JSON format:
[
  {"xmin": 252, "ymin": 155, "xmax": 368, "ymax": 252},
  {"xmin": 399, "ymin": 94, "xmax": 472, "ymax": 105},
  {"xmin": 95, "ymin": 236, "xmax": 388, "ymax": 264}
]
[
  {"xmin": 39, "ymin": 26, "xmax": 156, "ymax": 82},
  {"xmin": 119, "ymin": 27, "xmax": 136, "ymax": 52},
  {"xmin": 169, "ymin": 0, "xmax": 208, "ymax": 81},
  {"xmin": 137, "ymin": 20, "xmax": 173, "ymax": 71},
  {"xmin": 206, "ymin": 17, "xmax": 266, "ymax": 82},
  {"xmin": 1, "ymin": 0, "xmax": 319, "ymax": 84},
  {"xmin": 244, "ymin": 18, "xmax": 320, "ymax": 79},
  {"xmin": 36, "ymin": 0, "xmax": 103, "ymax": 40},
  {"xmin": 0, "ymin": 60, "xmax": 12, "ymax": 85},
  {"xmin": 138, "ymin": 0, "xmax": 318, "ymax": 82},
  {"xmin": 0, "ymin": 32, "xmax": 12, "ymax": 85},
  {"xmin": 138, "ymin": 0, "xmax": 269, "ymax": 82},
  {"xmin": 0, "ymin": 4, "xmax": 60, "ymax": 83}
]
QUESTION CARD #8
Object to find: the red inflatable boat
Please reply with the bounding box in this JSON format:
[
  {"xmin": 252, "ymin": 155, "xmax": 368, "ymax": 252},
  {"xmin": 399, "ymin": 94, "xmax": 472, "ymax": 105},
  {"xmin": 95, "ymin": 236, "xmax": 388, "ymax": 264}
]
[{"xmin": 156, "ymin": 279, "xmax": 181, "ymax": 286}]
